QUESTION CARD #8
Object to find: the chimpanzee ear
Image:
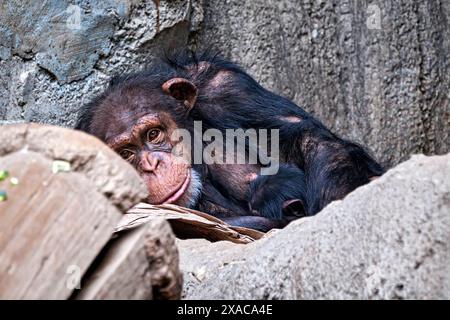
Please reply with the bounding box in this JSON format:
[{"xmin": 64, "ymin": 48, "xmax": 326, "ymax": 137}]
[
  {"xmin": 282, "ymin": 199, "xmax": 306, "ymax": 218},
  {"xmin": 162, "ymin": 77, "xmax": 198, "ymax": 111}
]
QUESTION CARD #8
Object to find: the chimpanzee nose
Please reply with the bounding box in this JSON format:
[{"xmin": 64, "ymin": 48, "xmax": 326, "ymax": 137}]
[{"xmin": 140, "ymin": 152, "xmax": 160, "ymax": 173}]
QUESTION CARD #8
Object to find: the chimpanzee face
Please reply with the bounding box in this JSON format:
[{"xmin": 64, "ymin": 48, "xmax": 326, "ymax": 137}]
[
  {"xmin": 107, "ymin": 112, "xmax": 196, "ymax": 206},
  {"xmin": 84, "ymin": 79, "xmax": 202, "ymax": 208}
]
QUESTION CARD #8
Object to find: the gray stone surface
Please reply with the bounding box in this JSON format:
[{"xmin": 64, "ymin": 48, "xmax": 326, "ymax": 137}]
[
  {"xmin": 0, "ymin": 123, "xmax": 148, "ymax": 299},
  {"xmin": 76, "ymin": 219, "xmax": 182, "ymax": 300},
  {"xmin": 190, "ymin": 0, "xmax": 450, "ymax": 168},
  {"xmin": 0, "ymin": 0, "xmax": 448, "ymax": 168},
  {"xmin": 0, "ymin": 0, "xmax": 200, "ymax": 127},
  {"xmin": 179, "ymin": 154, "xmax": 450, "ymax": 299},
  {"xmin": 0, "ymin": 123, "xmax": 148, "ymax": 211}
]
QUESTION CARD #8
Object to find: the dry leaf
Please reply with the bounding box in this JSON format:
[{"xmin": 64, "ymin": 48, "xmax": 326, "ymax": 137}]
[{"xmin": 117, "ymin": 203, "xmax": 265, "ymax": 244}]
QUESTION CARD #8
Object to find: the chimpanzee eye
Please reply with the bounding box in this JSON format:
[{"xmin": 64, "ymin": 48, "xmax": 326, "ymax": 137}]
[
  {"xmin": 119, "ymin": 149, "xmax": 135, "ymax": 161},
  {"xmin": 146, "ymin": 128, "xmax": 161, "ymax": 142}
]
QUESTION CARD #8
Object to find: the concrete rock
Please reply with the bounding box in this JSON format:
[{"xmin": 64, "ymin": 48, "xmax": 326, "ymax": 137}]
[
  {"xmin": 0, "ymin": 0, "xmax": 201, "ymax": 127},
  {"xmin": 190, "ymin": 0, "xmax": 449, "ymax": 167},
  {"xmin": 179, "ymin": 154, "xmax": 450, "ymax": 299},
  {"xmin": 0, "ymin": 123, "xmax": 147, "ymax": 299},
  {"xmin": 0, "ymin": 123, "xmax": 148, "ymax": 211},
  {"xmin": 75, "ymin": 219, "xmax": 182, "ymax": 300}
]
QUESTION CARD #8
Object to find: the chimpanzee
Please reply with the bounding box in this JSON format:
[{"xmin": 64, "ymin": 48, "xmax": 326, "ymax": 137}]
[{"xmin": 76, "ymin": 51, "xmax": 383, "ymax": 232}]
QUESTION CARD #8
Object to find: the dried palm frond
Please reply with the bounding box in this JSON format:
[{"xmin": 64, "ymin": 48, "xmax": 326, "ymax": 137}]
[{"xmin": 117, "ymin": 203, "xmax": 265, "ymax": 244}]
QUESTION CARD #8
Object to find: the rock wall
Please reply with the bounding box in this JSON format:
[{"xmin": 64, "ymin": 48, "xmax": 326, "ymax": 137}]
[
  {"xmin": 1, "ymin": 0, "xmax": 449, "ymax": 168},
  {"xmin": 190, "ymin": 0, "xmax": 450, "ymax": 167},
  {"xmin": 0, "ymin": 0, "xmax": 201, "ymax": 126},
  {"xmin": 179, "ymin": 154, "xmax": 450, "ymax": 299}
]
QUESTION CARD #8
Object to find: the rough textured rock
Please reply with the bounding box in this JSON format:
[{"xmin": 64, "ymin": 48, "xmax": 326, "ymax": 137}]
[
  {"xmin": 0, "ymin": 0, "xmax": 448, "ymax": 167},
  {"xmin": 0, "ymin": 0, "xmax": 201, "ymax": 126},
  {"xmin": 0, "ymin": 123, "xmax": 148, "ymax": 211},
  {"xmin": 0, "ymin": 123, "xmax": 147, "ymax": 299},
  {"xmin": 191, "ymin": 0, "xmax": 449, "ymax": 168},
  {"xmin": 75, "ymin": 219, "xmax": 182, "ymax": 300},
  {"xmin": 179, "ymin": 154, "xmax": 450, "ymax": 299}
]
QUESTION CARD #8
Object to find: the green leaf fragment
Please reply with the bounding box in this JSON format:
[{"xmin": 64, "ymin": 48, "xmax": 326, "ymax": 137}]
[
  {"xmin": 0, "ymin": 190, "xmax": 7, "ymax": 202},
  {"xmin": 0, "ymin": 170, "xmax": 9, "ymax": 181}
]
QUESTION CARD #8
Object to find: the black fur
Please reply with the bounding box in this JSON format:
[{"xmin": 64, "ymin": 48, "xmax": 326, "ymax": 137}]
[
  {"xmin": 157, "ymin": 50, "xmax": 384, "ymax": 214},
  {"xmin": 249, "ymin": 164, "xmax": 307, "ymax": 220},
  {"xmin": 76, "ymin": 50, "xmax": 384, "ymax": 230}
]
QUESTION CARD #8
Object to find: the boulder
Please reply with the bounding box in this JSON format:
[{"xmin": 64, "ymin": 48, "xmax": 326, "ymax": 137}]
[
  {"xmin": 179, "ymin": 154, "xmax": 450, "ymax": 299},
  {"xmin": 0, "ymin": 123, "xmax": 147, "ymax": 211},
  {"xmin": 75, "ymin": 219, "xmax": 182, "ymax": 300},
  {"xmin": 0, "ymin": 123, "xmax": 156, "ymax": 299}
]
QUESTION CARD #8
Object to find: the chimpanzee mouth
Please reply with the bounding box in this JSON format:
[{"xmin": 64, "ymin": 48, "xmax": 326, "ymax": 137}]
[{"xmin": 160, "ymin": 171, "xmax": 191, "ymax": 205}]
